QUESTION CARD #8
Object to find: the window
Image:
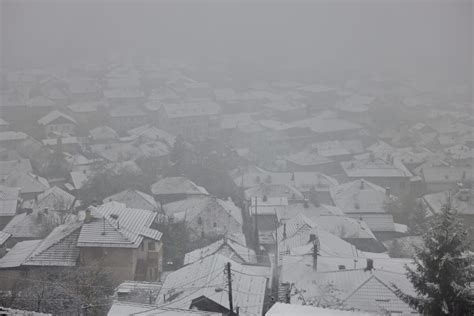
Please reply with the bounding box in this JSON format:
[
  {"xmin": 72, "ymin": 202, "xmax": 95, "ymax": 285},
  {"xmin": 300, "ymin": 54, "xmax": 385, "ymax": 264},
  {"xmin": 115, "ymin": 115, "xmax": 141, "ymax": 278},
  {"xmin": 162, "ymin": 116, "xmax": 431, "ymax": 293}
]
[
  {"xmin": 141, "ymin": 243, "xmax": 144, "ymax": 251},
  {"xmin": 213, "ymin": 222, "xmax": 217, "ymax": 228},
  {"xmin": 148, "ymin": 241, "xmax": 156, "ymax": 251}
]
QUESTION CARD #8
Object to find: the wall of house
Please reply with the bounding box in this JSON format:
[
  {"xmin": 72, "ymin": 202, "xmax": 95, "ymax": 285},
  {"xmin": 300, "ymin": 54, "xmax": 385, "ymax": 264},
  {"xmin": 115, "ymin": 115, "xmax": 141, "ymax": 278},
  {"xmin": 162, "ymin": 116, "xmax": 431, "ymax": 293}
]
[
  {"xmin": 187, "ymin": 209, "xmax": 242, "ymax": 242},
  {"xmin": 0, "ymin": 269, "xmax": 23, "ymax": 291},
  {"xmin": 79, "ymin": 247, "xmax": 136, "ymax": 284},
  {"xmin": 45, "ymin": 123, "xmax": 75, "ymax": 136},
  {"xmin": 137, "ymin": 238, "xmax": 163, "ymax": 281}
]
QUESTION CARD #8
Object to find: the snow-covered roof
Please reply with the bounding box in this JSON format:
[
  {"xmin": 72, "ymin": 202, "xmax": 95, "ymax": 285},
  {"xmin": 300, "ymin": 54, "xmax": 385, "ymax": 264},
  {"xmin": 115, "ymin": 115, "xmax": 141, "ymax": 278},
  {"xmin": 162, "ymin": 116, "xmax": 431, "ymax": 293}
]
[
  {"xmin": 330, "ymin": 179, "xmax": 393, "ymax": 214},
  {"xmin": 22, "ymin": 222, "xmax": 81, "ymax": 267},
  {"xmin": 90, "ymin": 126, "xmax": 119, "ymax": 141},
  {"xmin": 156, "ymin": 254, "xmax": 267, "ymax": 316},
  {"xmin": 77, "ymin": 202, "xmax": 162, "ymax": 248},
  {"xmin": 163, "ymin": 196, "xmax": 242, "ymax": 225},
  {"xmin": 0, "ymin": 240, "xmax": 42, "ymax": 268},
  {"xmin": 38, "ymin": 110, "xmax": 77, "ymax": 125},
  {"xmin": 0, "ymin": 185, "xmax": 20, "ymax": 217},
  {"xmin": 266, "ymin": 303, "xmax": 375, "ymax": 316},
  {"xmin": 341, "ymin": 158, "xmax": 413, "ymax": 178},
  {"xmin": 162, "ymin": 101, "xmax": 220, "ymax": 118},
  {"xmin": 33, "ymin": 186, "xmax": 76, "ymax": 212},
  {"xmin": 104, "ymin": 189, "xmax": 158, "ymax": 211},
  {"xmin": 0, "ymin": 131, "xmax": 28, "ymax": 142},
  {"xmin": 184, "ymin": 237, "xmax": 256, "ymax": 265},
  {"xmin": 151, "ymin": 177, "xmax": 209, "ymax": 196},
  {"xmin": 280, "ymin": 256, "xmax": 417, "ymax": 313}
]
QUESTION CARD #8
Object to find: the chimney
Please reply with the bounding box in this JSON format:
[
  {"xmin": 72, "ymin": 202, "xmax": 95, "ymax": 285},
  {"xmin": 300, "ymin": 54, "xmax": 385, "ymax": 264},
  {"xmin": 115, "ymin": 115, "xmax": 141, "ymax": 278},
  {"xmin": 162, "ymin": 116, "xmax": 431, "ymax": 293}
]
[
  {"xmin": 283, "ymin": 223, "xmax": 287, "ymax": 240},
  {"xmin": 312, "ymin": 241, "xmax": 318, "ymax": 271},
  {"xmin": 365, "ymin": 258, "xmax": 374, "ymax": 272},
  {"xmin": 85, "ymin": 208, "xmax": 92, "ymax": 223},
  {"xmin": 385, "ymin": 187, "xmax": 391, "ymax": 197}
]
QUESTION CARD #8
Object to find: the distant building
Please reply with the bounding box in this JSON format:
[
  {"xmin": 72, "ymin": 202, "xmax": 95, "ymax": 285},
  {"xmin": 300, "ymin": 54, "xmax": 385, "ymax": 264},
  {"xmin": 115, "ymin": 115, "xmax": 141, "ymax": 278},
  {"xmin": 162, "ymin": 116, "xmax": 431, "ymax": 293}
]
[
  {"xmin": 163, "ymin": 196, "xmax": 243, "ymax": 242},
  {"xmin": 151, "ymin": 176, "xmax": 209, "ymax": 204},
  {"xmin": 421, "ymin": 166, "xmax": 473, "ymax": 194},
  {"xmin": 38, "ymin": 110, "xmax": 77, "ymax": 137},
  {"xmin": 104, "ymin": 189, "xmax": 159, "ymax": 212},
  {"xmin": 340, "ymin": 157, "xmax": 413, "ymax": 197},
  {"xmin": 108, "ymin": 106, "xmax": 148, "ymax": 133},
  {"xmin": 158, "ymin": 101, "xmax": 221, "ymax": 141},
  {"xmin": 330, "ymin": 179, "xmax": 405, "ymax": 241}
]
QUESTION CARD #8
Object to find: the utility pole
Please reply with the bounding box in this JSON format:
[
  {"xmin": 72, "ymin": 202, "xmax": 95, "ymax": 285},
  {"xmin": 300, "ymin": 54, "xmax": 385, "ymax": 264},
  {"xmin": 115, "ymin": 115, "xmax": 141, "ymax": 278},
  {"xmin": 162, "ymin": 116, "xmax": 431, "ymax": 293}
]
[{"xmin": 225, "ymin": 262, "xmax": 234, "ymax": 316}]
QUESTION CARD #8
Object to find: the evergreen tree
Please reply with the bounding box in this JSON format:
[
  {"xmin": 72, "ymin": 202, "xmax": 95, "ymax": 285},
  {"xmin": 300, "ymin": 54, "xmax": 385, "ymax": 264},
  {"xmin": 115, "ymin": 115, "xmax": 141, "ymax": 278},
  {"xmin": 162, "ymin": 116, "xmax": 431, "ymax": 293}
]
[{"xmin": 394, "ymin": 196, "xmax": 474, "ymax": 315}]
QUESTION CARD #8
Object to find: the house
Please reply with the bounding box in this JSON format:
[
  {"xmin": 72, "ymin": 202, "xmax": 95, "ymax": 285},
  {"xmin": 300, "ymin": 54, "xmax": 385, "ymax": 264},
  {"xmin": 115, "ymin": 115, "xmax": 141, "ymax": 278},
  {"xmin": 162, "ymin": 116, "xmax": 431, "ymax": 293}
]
[
  {"xmin": 104, "ymin": 189, "xmax": 159, "ymax": 212},
  {"xmin": 265, "ymin": 303, "xmax": 375, "ymax": 316},
  {"xmin": 279, "ymin": 256, "xmax": 418, "ymax": 314},
  {"xmin": 282, "ymin": 203, "xmax": 384, "ymax": 253},
  {"xmin": 2, "ymin": 171, "xmax": 50, "ymax": 200},
  {"xmin": 42, "ymin": 136, "xmax": 81, "ymax": 154},
  {"xmin": 336, "ymin": 94, "xmax": 374, "ymax": 125},
  {"xmin": 103, "ymin": 88, "xmax": 145, "ymax": 106},
  {"xmin": 0, "ymin": 223, "xmax": 81, "ymax": 291},
  {"xmin": 89, "ymin": 125, "xmax": 119, "ymax": 143},
  {"xmin": 78, "ymin": 202, "xmax": 163, "ymax": 283},
  {"xmin": 108, "ymin": 106, "xmax": 148, "ymax": 133},
  {"xmin": 66, "ymin": 77, "xmax": 100, "ymax": 100},
  {"xmin": 155, "ymin": 254, "xmax": 268, "ymax": 316},
  {"xmin": 250, "ymin": 196, "xmax": 288, "ymax": 237},
  {"xmin": 330, "ymin": 179, "xmax": 404, "ymax": 240},
  {"xmin": 158, "ymin": 101, "xmax": 221, "ymax": 141},
  {"xmin": 244, "ymin": 183, "xmax": 305, "ymax": 202},
  {"xmin": 0, "ymin": 131, "xmax": 29, "ymax": 148},
  {"xmin": 0, "ymin": 185, "xmax": 20, "ymax": 229},
  {"xmin": 151, "ymin": 176, "xmax": 209, "ymax": 204},
  {"xmin": 340, "ymin": 157, "xmax": 413, "ymax": 196},
  {"xmin": 232, "ymin": 170, "xmax": 338, "ymax": 205},
  {"xmin": 163, "ymin": 196, "xmax": 243, "ymax": 242},
  {"xmin": 262, "ymin": 100, "xmax": 307, "ymax": 122},
  {"xmin": 286, "ymin": 149, "xmax": 337, "ymax": 174},
  {"xmin": 90, "ymin": 142, "xmax": 140, "ymax": 163},
  {"xmin": 67, "ymin": 101, "xmax": 104, "ymax": 127},
  {"xmin": 128, "ymin": 125, "xmax": 176, "ymax": 147},
  {"xmin": 184, "ymin": 237, "xmax": 257, "ymax": 265},
  {"xmin": 2, "ymin": 208, "xmax": 76, "ymax": 246},
  {"xmin": 421, "ymin": 166, "xmax": 473, "ymax": 193},
  {"xmin": 24, "ymin": 186, "xmax": 76, "ymax": 213},
  {"xmin": 114, "ymin": 281, "xmax": 163, "ymax": 304},
  {"xmin": 37, "ymin": 110, "xmax": 77, "ymax": 136}
]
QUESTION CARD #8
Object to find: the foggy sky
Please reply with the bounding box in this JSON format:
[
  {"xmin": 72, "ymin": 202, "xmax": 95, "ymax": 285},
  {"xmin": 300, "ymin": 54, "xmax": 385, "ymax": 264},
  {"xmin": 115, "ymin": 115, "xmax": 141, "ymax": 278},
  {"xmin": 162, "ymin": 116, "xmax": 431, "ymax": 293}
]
[{"xmin": 1, "ymin": 0, "xmax": 472, "ymax": 81}]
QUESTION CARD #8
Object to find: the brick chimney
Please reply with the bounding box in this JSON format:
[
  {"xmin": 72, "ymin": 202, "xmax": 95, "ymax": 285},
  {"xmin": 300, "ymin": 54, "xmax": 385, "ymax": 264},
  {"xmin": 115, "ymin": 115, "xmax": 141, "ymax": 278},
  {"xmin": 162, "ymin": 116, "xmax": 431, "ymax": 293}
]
[
  {"xmin": 312, "ymin": 241, "xmax": 319, "ymax": 271},
  {"xmin": 365, "ymin": 258, "xmax": 374, "ymax": 272}
]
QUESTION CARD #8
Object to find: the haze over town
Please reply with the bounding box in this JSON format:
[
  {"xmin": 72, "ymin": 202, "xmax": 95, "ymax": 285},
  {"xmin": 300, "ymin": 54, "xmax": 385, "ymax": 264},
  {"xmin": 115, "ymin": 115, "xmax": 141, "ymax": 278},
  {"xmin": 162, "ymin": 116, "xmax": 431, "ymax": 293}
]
[{"xmin": 0, "ymin": 0, "xmax": 472, "ymax": 315}]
